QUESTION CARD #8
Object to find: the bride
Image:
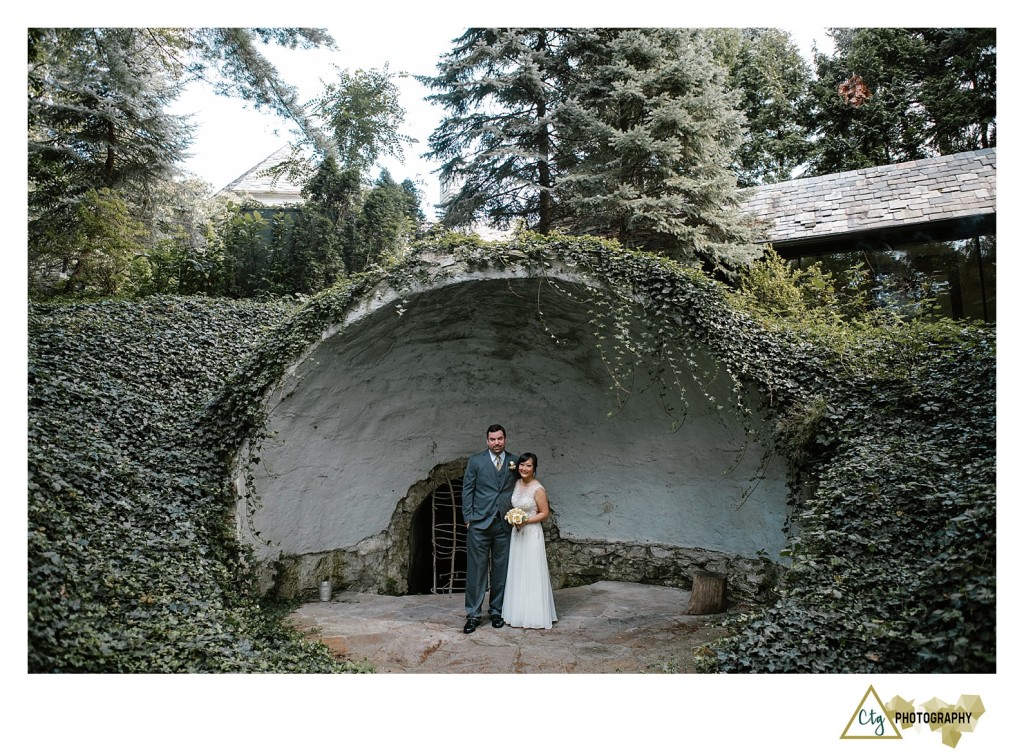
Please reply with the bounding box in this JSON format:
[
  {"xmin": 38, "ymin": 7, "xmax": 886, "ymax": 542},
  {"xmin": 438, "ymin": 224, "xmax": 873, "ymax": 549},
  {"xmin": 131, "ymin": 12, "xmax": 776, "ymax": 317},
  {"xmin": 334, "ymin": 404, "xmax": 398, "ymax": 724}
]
[{"xmin": 501, "ymin": 452, "xmax": 557, "ymax": 629}]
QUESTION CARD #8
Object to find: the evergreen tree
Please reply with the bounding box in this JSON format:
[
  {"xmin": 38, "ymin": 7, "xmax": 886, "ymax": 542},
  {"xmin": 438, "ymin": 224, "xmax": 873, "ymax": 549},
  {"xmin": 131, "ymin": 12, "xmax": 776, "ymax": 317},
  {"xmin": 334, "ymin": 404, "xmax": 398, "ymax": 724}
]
[
  {"xmin": 556, "ymin": 29, "xmax": 759, "ymax": 277},
  {"xmin": 266, "ymin": 67, "xmax": 417, "ymax": 285},
  {"xmin": 351, "ymin": 170, "xmax": 413, "ymax": 271},
  {"xmin": 292, "ymin": 154, "xmax": 359, "ymax": 283},
  {"xmin": 28, "ymin": 29, "xmax": 191, "ymax": 270},
  {"xmin": 919, "ymin": 28, "xmax": 996, "ymax": 153},
  {"xmin": 400, "ymin": 179, "xmax": 427, "ymax": 228},
  {"xmin": 270, "ymin": 208, "xmax": 339, "ymax": 294},
  {"xmin": 805, "ymin": 28, "xmax": 931, "ymax": 174},
  {"xmin": 707, "ymin": 28, "xmax": 813, "ymax": 186},
  {"xmin": 420, "ymin": 28, "xmax": 572, "ymax": 233},
  {"xmin": 803, "ymin": 28, "xmax": 995, "ymax": 175},
  {"xmin": 28, "ymin": 27, "xmax": 335, "ymax": 296}
]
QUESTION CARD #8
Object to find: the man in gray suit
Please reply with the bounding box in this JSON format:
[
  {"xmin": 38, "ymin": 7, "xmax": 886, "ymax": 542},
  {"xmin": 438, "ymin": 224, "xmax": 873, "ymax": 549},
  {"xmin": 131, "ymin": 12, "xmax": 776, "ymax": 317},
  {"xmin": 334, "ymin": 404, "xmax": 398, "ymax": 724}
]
[{"xmin": 461, "ymin": 424, "xmax": 517, "ymax": 633}]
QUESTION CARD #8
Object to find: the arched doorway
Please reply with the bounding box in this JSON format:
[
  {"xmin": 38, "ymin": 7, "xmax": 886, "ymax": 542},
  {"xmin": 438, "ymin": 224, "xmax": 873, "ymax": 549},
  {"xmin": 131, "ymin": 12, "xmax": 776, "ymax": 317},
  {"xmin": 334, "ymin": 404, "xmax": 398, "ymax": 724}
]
[{"xmin": 407, "ymin": 470, "xmax": 467, "ymax": 594}]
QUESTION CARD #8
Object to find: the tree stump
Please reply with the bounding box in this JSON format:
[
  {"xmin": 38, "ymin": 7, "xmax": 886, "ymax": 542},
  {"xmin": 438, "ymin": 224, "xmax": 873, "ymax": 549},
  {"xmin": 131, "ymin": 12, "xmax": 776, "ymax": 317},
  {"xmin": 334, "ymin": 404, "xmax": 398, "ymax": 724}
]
[{"xmin": 686, "ymin": 572, "xmax": 727, "ymax": 615}]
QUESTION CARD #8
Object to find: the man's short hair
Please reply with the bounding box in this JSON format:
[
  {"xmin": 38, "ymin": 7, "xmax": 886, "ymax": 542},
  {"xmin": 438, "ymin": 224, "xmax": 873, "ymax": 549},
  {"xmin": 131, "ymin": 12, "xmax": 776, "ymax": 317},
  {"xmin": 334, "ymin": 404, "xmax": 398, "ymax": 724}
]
[{"xmin": 486, "ymin": 424, "xmax": 506, "ymax": 437}]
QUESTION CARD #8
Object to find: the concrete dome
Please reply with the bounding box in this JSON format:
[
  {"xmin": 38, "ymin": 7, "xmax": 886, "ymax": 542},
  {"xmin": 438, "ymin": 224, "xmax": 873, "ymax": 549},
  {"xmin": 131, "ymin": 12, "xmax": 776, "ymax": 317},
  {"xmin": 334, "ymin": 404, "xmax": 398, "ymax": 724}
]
[{"xmin": 230, "ymin": 244, "xmax": 792, "ymax": 598}]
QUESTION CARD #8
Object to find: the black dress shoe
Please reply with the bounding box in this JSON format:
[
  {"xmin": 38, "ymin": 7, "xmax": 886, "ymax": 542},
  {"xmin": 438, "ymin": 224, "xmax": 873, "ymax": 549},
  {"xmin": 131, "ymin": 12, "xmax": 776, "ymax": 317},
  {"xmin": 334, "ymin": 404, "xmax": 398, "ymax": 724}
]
[
  {"xmin": 463, "ymin": 617, "xmax": 480, "ymax": 634},
  {"xmin": 491, "ymin": 616, "xmax": 505, "ymax": 629}
]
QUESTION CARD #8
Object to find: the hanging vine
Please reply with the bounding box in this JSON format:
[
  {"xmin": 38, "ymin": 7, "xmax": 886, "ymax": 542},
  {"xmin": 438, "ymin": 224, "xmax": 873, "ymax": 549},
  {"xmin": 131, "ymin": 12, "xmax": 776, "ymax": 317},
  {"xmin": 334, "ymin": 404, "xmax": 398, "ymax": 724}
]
[{"xmin": 27, "ymin": 229, "xmax": 994, "ymax": 674}]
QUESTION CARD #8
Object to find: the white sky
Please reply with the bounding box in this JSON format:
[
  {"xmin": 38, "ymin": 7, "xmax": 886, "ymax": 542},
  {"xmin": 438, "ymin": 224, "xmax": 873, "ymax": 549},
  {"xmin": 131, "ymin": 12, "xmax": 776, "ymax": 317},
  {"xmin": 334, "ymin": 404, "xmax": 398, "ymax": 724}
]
[
  {"xmin": 172, "ymin": 26, "xmax": 465, "ymax": 206},
  {"xmin": 174, "ymin": 26, "xmax": 836, "ymax": 215}
]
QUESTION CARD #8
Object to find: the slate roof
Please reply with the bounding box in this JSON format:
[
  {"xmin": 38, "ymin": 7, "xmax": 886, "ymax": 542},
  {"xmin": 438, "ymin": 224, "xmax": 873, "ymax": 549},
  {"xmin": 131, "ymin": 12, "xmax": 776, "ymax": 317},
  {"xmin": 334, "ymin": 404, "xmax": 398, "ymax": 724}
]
[
  {"xmin": 219, "ymin": 146, "xmax": 304, "ymax": 205},
  {"xmin": 220, "ymin": 147, "xmax": 997, "ymax": 242},
  {"xmin": 740, "ymin": 149, "xmax": 996, "ymax": 245}
]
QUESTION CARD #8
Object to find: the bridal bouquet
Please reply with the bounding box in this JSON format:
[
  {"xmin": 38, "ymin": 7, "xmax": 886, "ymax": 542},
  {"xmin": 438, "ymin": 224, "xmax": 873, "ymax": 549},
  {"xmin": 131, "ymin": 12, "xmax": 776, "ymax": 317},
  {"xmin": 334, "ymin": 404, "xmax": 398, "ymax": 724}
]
[{"xmin": 505, "ymin": 507, "xmax": 529, "ymax": 526}]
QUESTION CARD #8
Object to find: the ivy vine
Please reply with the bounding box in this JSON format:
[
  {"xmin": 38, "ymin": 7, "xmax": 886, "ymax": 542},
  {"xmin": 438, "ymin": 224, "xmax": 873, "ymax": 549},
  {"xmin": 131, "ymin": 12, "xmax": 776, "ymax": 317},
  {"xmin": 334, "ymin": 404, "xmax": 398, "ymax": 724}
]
[{"xmin": 28, "ymin": 231, "xmax": 994, "ymax": 673}]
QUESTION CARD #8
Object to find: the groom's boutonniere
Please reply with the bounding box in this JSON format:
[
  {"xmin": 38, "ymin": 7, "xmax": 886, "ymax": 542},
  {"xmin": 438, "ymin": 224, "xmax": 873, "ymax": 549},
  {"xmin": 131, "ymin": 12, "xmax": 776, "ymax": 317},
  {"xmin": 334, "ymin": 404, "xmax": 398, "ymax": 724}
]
[{"xmin": 508, "ymin": 461, "xmax": 517, "ymax": 472}]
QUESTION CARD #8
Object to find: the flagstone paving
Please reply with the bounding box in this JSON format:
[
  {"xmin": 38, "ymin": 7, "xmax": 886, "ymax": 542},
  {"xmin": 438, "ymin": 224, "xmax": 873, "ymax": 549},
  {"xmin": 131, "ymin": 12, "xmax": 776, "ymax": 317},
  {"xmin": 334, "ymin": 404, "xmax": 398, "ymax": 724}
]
[{"xmin": 286, "ymin": 580, "xmax": 739, "ymax": 674}]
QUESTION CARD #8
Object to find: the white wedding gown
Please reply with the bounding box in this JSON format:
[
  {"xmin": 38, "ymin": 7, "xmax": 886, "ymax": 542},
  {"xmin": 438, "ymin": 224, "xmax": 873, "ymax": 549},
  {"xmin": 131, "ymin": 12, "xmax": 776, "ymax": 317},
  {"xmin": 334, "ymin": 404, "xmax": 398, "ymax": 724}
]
[{"xmin": 502, "ymin": 480, "xmax": 558, "ymax": 629}]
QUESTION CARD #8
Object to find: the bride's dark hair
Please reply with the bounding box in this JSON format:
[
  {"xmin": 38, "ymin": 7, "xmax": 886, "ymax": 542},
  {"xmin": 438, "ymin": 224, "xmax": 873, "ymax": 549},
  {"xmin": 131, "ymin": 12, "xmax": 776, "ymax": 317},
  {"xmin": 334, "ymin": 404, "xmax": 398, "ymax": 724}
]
[{"xmin": 516, "ymin": 452, "xmax": 539, "ymax": 477}]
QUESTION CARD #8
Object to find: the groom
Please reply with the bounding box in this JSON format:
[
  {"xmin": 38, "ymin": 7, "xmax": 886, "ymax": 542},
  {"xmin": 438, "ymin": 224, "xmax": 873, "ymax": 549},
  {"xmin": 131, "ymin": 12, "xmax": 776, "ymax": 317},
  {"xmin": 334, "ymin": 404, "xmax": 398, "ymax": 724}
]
[{"xmin": 461, "ymin": 423, "xmax": 517, "ymax": 633}]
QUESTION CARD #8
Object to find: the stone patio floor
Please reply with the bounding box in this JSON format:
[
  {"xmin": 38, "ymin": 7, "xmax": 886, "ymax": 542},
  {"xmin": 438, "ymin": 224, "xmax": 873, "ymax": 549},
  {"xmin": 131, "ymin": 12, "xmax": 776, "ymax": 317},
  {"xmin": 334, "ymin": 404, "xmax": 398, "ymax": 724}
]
[{"xmin": 286, "ymin": 580, "xmax": 738, "ymax": 673}]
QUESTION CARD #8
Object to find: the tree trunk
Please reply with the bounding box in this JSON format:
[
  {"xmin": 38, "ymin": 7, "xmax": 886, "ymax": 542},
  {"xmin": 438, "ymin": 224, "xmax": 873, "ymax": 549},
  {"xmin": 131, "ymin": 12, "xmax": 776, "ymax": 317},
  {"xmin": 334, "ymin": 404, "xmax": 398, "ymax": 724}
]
[{"xmin": 687, "ymin": 572, "xmax": 727, "ymax": 615}]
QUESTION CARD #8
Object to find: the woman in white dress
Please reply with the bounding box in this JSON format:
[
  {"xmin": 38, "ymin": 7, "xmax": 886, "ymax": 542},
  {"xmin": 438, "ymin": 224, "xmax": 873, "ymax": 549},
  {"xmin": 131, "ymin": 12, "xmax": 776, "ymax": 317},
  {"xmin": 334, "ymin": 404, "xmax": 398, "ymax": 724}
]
[{"xmin": 501, "ymin": 453, "xmax": 557, "ymax": 629}]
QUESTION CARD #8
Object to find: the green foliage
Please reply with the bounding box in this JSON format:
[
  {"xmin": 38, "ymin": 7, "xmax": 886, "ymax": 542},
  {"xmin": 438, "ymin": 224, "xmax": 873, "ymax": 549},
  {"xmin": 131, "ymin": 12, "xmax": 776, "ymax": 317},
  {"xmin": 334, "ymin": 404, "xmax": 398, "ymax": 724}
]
[
  {"xmin": 30, "ymin": 188, "xmax": 149, "ymax": 297},
  {"xmin": 218, "ymin": 209, "xmax": 273, "ymax": 298},
  {"xmin": 727, "ymin": 246, "xmax": 977, "ymax": 384},
  {"xmin": 355, "ymin": 170, "xmax": 420, "ymax": 270},
  {"xmin": 420, "ymin": 28, "xmax": 568, "ymax": 233},
  {"xmin": 918, "ymin": 29, "xmax": 997, "ymax": 153},
  {"xmin": 310, "ymin": 66, "xmax": 414, "ymax": 171},
  {"xmin": 556, "ymin": 28, "xmax": 758, "ymax": 278},
  {"xmin": 27, "ymin": 27, "xmax": 336, "ymax": 299},
  {"xmin": 27, "ymin": 233, "xmax": 994, "ymax": 674},
  {"xmin": 28, "ymin": 29, "xmax": 191, "ymax": 270},
  {"xmin": 296, "ymin": 155, "xmax": 361, "ymax": 280},
  {"xmin": 422, "ymin": 27, "xmax": 761, "ymax": 267},
  {"xmin": 28, "ymin": 297, "xmax": 358, "ymax": 672},
  {"xmin": 804, "ymin": 28, "xmax": 996, "ymax": 175},
  {"xmin": 729, "ymin": 246, "xmax": 860, "ymax": 328},
  {"xmin": 182, "ymin": 28, "xmax": 335, "ymax": 137},
  {"xmin": 697, "ymin": 332, "xmax": 994, "ymax": 672},
  {"xmin": 707, "ymin": 28, "xmax": 813, "ymax": 186},
  {"xmin": 136, "ymin": 179, "xmax": 235, "ymax": 296},
  {"xmin": 199, "ymin": 165, "xmax": 424, "ymax": 298},
  {"xmin": 698, "ymin": 243, "xmax": 995, "ymax": 673},
  {"xmin": 225, "ymin": 67, "xmax": 422, "ymax": 295}
]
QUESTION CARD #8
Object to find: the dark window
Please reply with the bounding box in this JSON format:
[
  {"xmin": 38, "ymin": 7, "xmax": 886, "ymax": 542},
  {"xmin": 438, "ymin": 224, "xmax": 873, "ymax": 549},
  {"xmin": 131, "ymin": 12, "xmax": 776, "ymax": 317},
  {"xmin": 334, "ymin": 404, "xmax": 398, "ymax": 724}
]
[{"xmin": 793, "ymin": 234, "xmax": 995, "ymax": 323}]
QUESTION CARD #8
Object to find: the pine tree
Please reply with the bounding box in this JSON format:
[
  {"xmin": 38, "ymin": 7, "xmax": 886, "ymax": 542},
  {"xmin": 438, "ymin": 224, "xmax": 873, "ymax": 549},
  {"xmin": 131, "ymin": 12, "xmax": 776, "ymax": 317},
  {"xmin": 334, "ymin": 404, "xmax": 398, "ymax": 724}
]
[
  {"xmin": 419, "ymin": 28, "xmax": 572, "ymax": 233},
  {"xmin": 803, "ymin": 28, "xmax": 995, "ymax": 175},
  {"xmin": 556, "ymin": 28, "xmax": 759, "ymax": 277},
  {"xmin": 707, "ymin": 28, "xmax": 813, "ymax": 186}
]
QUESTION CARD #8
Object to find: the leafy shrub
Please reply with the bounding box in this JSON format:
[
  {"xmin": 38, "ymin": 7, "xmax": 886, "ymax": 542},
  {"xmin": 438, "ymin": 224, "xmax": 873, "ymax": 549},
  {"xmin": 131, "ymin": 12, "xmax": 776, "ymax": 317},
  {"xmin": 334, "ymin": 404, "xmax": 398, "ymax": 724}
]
[{"xmin": 698, "ymin": 248, "xmax": 995, "ymax": 672}]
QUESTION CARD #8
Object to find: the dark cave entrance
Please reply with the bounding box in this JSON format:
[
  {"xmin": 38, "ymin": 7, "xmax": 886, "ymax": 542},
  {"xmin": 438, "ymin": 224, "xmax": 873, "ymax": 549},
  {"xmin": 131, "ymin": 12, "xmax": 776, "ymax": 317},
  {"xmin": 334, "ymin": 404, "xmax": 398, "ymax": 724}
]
[{"xmin": 408, "ymin": 474, "xmax": 467, "ymax": 595}]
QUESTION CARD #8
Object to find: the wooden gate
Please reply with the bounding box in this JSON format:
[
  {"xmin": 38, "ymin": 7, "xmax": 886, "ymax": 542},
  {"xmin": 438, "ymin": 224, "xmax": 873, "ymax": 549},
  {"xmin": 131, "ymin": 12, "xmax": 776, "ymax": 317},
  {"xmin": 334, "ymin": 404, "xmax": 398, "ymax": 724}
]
[{"xmin": 428, "ymin": 473, "xmax": 467, "ymax": 594}]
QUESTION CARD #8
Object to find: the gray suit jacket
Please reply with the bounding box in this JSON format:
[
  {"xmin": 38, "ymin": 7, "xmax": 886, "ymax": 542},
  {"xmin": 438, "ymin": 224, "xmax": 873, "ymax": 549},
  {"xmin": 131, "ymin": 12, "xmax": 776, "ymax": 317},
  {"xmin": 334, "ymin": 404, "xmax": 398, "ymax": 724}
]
[{"xmin": 462, "ymin": 449, "xmax": 518, "ymax": 529}]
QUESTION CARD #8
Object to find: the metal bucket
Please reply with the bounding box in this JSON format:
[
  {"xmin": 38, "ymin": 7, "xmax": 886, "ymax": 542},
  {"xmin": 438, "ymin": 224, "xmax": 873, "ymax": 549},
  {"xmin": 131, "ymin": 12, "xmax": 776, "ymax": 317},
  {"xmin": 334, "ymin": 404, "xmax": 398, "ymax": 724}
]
[{"xmin": 319, "ymin": 580, "xmax": 332, "ymax": 602}]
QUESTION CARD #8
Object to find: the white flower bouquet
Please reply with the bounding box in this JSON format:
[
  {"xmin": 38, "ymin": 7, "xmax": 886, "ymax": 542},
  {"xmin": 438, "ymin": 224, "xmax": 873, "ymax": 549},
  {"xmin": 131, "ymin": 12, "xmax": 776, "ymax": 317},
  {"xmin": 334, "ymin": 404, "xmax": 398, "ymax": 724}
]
[{"xmin": 505, "ymin": 507, "xmax": 529, "ymax": 526}]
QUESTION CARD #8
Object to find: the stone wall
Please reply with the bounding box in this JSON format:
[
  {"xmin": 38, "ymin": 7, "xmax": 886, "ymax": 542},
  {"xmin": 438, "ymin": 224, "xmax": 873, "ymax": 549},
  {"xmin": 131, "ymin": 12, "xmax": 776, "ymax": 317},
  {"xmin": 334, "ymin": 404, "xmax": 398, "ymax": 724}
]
[{"xmin": 264, "ymin": 518, "xmax": 781, "ymax": 607}]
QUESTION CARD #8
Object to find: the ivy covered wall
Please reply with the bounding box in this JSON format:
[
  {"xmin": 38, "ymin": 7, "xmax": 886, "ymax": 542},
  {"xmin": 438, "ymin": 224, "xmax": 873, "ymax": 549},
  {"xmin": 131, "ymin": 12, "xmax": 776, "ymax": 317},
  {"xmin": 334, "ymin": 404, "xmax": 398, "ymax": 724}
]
[
  {"xmin": 240, "ymin": 273, "xmax": 791, "ymax": 596},
  {"xmin": 28, "ymin": 232, "xmax": 995, "ymax": 673}
]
